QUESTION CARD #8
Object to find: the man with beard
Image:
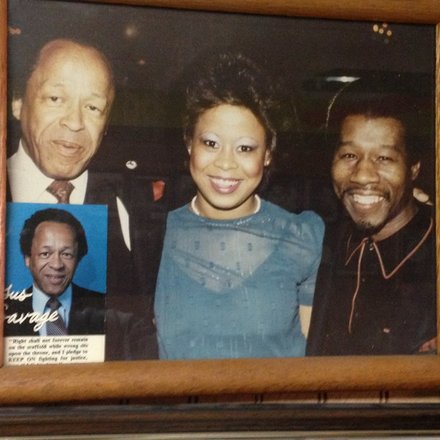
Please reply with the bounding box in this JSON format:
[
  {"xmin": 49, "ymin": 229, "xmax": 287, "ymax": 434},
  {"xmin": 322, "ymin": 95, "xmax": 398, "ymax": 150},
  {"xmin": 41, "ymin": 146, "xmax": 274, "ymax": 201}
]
[{"xmin": 306, "ymin": 75, "xmax": 437, "ymax": 355}]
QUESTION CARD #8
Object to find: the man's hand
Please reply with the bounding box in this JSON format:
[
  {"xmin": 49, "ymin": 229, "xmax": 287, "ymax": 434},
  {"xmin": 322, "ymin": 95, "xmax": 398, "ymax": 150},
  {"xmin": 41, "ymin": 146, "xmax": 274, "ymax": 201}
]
[{"xmin": 418, "ymin": 337, "xmax": 437, "ymax": 353}]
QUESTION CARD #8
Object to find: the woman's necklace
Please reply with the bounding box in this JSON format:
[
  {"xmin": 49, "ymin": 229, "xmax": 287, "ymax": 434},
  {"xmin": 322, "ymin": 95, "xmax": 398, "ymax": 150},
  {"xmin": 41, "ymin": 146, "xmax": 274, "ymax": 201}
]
[{"xmin": 191, "ymin": 194, "xmax": 261, "ymax": 217}]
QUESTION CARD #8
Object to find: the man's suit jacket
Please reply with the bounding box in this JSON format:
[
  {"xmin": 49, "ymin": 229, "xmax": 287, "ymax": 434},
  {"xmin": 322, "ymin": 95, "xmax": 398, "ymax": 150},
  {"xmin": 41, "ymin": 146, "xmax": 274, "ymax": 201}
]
[
  {"xmin": 4, "ymin": 283, "xmax": 105, "ymax": 336},
  {"xmin": 83, "ymin": 169, "xmax": 164, "ymax": 359}
]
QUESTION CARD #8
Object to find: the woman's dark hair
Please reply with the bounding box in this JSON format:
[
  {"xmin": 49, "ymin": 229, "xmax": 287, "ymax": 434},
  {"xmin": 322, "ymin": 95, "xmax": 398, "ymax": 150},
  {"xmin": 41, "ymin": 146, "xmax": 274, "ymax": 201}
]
[
  {"xmin": 325, "ymin": 73, "xmax": 433, "ymax": 166},
  {"xmin": 183, "ymin": 52, "xmax": 280, "ymax": 152},
  {"xmin": 20, "ymin": 208, "xmax": 88, "ymax": 261}
]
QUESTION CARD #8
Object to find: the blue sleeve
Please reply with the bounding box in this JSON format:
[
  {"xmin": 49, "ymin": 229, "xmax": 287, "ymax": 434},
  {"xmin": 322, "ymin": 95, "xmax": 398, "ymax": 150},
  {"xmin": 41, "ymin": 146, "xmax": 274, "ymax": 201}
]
[{"xmin": 296, "ymin": 211, "xmax": 325, "ymax": 307}]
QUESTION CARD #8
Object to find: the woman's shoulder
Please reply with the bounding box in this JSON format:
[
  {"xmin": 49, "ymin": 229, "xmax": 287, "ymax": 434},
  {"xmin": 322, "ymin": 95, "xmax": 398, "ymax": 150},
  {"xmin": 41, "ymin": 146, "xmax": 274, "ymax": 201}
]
[
  {"xmin": 261, "ymin": 199, "xmax": 325, "ymax": 239},
  {"xmin": 262, "ymin": 199, "xmax": 323, "ymax": 225},
  {"xmin": 167, "ymin": 203, "xmax": 192, "ymax": 219}
]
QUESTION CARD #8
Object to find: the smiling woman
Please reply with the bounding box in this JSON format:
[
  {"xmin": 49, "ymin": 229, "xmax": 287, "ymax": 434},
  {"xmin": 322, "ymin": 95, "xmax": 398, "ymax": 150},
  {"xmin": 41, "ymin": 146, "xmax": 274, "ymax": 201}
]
[
  {"xmin": 188, "ymin": 104, "xmax": 269, "ymax": 220},
  {"xmin": 154, "ymin": 52, "xmax": 325, "ymax": 360}
]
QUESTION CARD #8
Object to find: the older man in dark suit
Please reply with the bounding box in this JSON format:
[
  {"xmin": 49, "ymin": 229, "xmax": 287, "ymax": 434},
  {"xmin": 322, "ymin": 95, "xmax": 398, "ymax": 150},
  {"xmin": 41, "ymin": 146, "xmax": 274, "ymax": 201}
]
[{"xmin": 6, "ymin": 38, "xmax": 162, "ymax": 359}]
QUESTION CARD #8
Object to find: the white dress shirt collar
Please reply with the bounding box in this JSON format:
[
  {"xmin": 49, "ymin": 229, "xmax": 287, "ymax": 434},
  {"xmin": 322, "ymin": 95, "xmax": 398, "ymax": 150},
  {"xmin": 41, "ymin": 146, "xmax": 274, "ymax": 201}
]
[
  {"xmin": 7, "ymin": 141, "xmax": 132, "ymax": 250},
  {"xmin": 7, "ymin": 142, "xmax": 88, "ymax": 204},
  {"xmin": 32, "ymin": 283, "xmax": 73, "ymax": 336}
]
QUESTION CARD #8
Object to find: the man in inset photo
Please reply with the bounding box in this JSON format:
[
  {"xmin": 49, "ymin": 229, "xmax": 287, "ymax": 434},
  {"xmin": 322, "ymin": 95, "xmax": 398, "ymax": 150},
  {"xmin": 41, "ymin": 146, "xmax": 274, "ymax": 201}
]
[{"xmin": 5, "ymin": 207, "xmax": 105, "ymax": 336}]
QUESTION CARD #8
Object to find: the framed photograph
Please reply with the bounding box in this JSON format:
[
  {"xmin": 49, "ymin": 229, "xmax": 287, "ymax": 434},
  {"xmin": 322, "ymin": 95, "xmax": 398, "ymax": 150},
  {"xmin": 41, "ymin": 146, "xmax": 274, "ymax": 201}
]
[
  {"xmin": 0, "ymin": 0, "xmax": 439, "ymax": 413},
  {"xmin": 4, "ymin": 202, "xmax": 107, "ymax": 365}
]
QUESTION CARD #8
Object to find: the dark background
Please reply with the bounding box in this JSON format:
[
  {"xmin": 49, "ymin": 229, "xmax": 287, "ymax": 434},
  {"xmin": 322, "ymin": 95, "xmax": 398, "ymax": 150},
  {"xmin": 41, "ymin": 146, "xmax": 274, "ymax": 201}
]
[{"xmin": 7, "ymin": 0, "xmax": 436, "ymax": 219}]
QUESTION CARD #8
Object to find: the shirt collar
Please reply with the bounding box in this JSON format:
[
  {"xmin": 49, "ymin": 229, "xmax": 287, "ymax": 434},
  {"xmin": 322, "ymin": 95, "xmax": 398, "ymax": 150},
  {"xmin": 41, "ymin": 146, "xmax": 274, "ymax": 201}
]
[
  {"xmin": 345, "ymin": 206, "xmax": 433, "ymax": 278},
  {"xmin": 32, "ymin": 283, "xmax": 73, "ymax": 334},
  {"xmin": 32, "ymin": 283, "xmax": 72, "ymax": 314},
  {"xmin": 7, "ymin": 142, "xmax": 88, "ymax": 204}
]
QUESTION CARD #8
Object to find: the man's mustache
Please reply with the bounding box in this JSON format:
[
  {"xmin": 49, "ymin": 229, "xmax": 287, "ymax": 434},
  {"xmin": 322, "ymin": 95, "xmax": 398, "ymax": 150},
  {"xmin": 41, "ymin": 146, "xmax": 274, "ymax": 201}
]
[{"xmin": 340, "ymin": 185, "xmax": 391, "ymax": 202}]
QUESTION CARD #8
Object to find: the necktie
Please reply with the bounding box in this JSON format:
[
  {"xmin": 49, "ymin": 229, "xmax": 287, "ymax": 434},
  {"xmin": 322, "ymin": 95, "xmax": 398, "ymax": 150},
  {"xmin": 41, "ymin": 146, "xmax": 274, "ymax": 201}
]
[
  {"xmin": 47, "ymin": 180, "xmax": 74, "ymax": 204},
  {"xmin": 46, "ymin": 297, "xmax": 68, "ymax": 335}
]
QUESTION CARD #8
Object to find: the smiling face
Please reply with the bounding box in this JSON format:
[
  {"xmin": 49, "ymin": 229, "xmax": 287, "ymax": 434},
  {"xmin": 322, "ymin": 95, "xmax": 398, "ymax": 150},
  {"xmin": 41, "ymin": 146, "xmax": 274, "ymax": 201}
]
[
  {"xmin": 25, "ymin": 221, "xmax": 79, "ymax": 296},
  {"xmin": 187, "ymin": 104, "xmax": 271, "ymax": 220},
  {"xmin": 13, "ymin": 41, "xmax": 114, "ymax": 179},
  {"xmin": 331, "ymin": 115, "xmax": 420, "ymax": 240}
]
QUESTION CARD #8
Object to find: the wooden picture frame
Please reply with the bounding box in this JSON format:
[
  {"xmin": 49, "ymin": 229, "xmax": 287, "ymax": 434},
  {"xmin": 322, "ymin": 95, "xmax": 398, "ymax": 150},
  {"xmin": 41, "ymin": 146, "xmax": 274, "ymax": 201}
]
[{"xmin": 0, "ymin": 0, "xmax": 439, "ymax": 410}]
